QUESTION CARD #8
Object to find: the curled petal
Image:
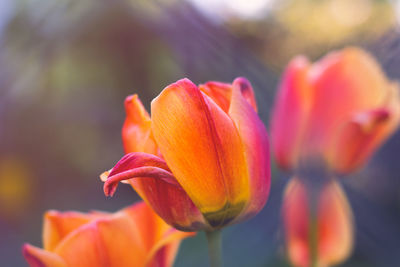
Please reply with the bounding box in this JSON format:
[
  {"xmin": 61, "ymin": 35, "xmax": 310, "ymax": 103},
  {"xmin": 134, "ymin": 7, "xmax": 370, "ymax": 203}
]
[
  {"xmin": 103, "ymin": 152, "xmax": 207, "ymax": 230},
  {"xmin": 151, "ymin": 78, "xmax": 249, "ymax": 227},
  {"xmin": 103, "ymin": 152, "xmax": 178, "ymax": 197},
  {"xmin": 104, "ymin": 166, "xmax": 178, "ymax": 196}
]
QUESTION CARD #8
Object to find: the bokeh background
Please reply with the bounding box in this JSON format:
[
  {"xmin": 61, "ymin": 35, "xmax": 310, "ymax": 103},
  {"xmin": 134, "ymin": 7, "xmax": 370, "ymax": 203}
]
[{"xmin": 1, "ymin": 0, "xmax": 400, "ymax": 266}]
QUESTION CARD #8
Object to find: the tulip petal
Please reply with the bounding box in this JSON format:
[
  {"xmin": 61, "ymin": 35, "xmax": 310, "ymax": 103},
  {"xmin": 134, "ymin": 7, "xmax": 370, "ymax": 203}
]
[
  {"xmin": 151, "ymin": 78, "xmax": 249, "ymax": 227},
  {"xmin": 122, "ymin": 95, "xmax": 158, "ymax": 154},
  {"xmin": 103, "ymin": 152, "xmax": 178, "ymax": 196},
  {"xmin": 329, "ymin": 108, "xmax": 397, "ymax": 173},
  {"xmin": 54, "ymin": 214, "xmax": 146, "ymax": 267},
  {"xmin": 43, "ymin": 211, "xmax": 97, "ymax": 251},
  {"xmin": 271, "ymin": 56, "xmax": 313, "ymax": 169},
  {"xmin": 232, "ymin": 77, "xmax": 258, "ymax": 112},
  {"xmin": 199, "ymin": 77, "xmax": 257, "ymax": 113},
  {"xmin": 318, "ymin": 180, "xmax": 353, "ymax": 266},
  {"xmin": 129, "ymin": 177, "xmax": 208, "ymax": 231},
  {"xmin": 122, "ymin": 202, "xmax": 195, "ymax": 267},
  {"xmin": 146, "ymin": 230, "xmax": 195, "ymax": 267},
  {"xmin": 307, "ymin": 48, "xmax": 392, "ymax": 150},
  {"xmin": 199, "ymin": 81, "xmax": 232, "ymax": 112},
  {"xmin": 53, "ymin": 202, "xmax": 194, "ymax": 267},
  {"xmin": 24, "ymin": 202, "xmax": 194, "ymax": 267},
  {"xmin": 104, "ymin": 152, "xmax": 208, "ymax": 230},
  {"xmin": 282, "ymin": 178, "xmax": 310, "ymax": 267},
  {"xmin": 283, "ymin": 178, "xmax": 353, "ymax": 267},
  {"xmin": 23, "ymin": 244, "xmax": 67, "ymax": 267},
  {"xmin": 228, "ymin": 79, "xmax": 270, "ymax": 222}
]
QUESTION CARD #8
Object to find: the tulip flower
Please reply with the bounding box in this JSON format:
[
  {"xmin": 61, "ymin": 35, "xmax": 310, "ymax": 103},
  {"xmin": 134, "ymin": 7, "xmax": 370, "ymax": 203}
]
[
  {"xmin": 271, "ymin": 47, "xmax": 400, "ymax": 173},
  {"xmin": 282, "ymin": 177, "xmax": 353, "ymax": 267},
  {"xmin": 22, "ymin": 201, "xmax": 194, "ymax": 267},
  {"xmin": 102, "ymin": 77, "xmax": 271, "ymax": 232}
]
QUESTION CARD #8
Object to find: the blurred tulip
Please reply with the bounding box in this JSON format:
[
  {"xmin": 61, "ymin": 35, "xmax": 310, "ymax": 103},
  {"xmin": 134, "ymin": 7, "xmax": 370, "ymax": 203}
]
[
  {"xmin": 282, "ymin": 177, "xmax": 353, "ymax": 267},
  {"xmin": 23, "ymin": 201, "xmax": 194, "ymax": 267},
  {"xmin": 271, "ymin": 47, "xmax": 400, "ymax": 173},
  {"xmin": 102, "ymin": 77, "xmax": 270, "ymax": 231}
]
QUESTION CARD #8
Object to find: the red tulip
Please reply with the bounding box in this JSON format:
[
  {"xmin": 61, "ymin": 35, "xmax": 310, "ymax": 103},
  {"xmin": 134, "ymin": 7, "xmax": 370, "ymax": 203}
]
[
  {"xmin": 271, "ymin": 47, "xmax": 400, "ymax": 173},
  {"xmin": 282, "ymin": 177, "xmax": 353, "ymax": 267},
  {"xmin": 102, "ymin": 77, "xmax": 270, "ymax": 231},
  {"xmin": 23, "ymin": 201, "xmax": 194, "ymax": 267}
]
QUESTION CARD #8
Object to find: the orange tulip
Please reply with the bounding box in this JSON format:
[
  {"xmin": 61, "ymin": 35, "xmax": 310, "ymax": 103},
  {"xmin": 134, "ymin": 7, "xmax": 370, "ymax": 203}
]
[
  {"xmin": 102, "ymin": 77, "xmax": 271, "ymax": 231},
  {"xmin": 22, "ymin": 201, "xmax": 194, "ymax": 267},
  {"xmin": 282, "ymin": 177, "xmax": 353, "ymax": 267},
  {"xmin": 271, "ymin": 47, "xmax": 400, "ymax": 173}
]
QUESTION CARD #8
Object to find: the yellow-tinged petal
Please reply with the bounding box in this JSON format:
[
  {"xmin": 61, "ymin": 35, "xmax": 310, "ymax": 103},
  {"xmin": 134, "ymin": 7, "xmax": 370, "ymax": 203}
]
[
  {"xmin": 54, "ymin": 215, "xmax": 145, "ymax": 267},
  {"xmin": 43, "ymin": 211, "xmax": 96, "ymax": 251},
  {"xmin": 228, "ymin": 78, "xmax": 270, "ymax": 222},
  {"xmin": 120, "ymin": 96, "xmax": 207, "ymax": 230},
  {"xmin": 24, "ymin": 202, "xmax": 194, "ymax": 267},
  {"xmin": 122, "ymin": 94, "xmax": 158, "ymax": 155},
  {"xmin": 151, "ymin": 78, "xmax": 250, "ymax": 227},
  {"xmin": 23, "ymin": 244, "xmax": 67, "ymax": 267}
]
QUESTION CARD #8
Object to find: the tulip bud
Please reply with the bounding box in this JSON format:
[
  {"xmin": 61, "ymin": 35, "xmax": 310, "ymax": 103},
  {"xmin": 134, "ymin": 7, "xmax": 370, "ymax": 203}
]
[
  {"xmin": 271, "ymin": 48, "xmax": 400, "ymax": 173},
  {"xmin": 103, "ymin": 77, "xmax": 271, "ymax": 231},
  {"xmin": 282, "ymin": 177, "xmax": 353, "ymax": 267}
]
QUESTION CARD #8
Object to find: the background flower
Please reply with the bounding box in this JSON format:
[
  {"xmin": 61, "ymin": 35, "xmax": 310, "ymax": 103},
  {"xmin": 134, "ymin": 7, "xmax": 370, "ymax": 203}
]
[
  {"xmin": 271, "ymin": 47, "xmax": 400, "ymax": 173},
  {"xmin": 23, "ymin": 202, "xmax": 194, "ymax": 267},
  {"xmin": 282, "ymin": 177, "xmax": 353, "ymax": 267}
]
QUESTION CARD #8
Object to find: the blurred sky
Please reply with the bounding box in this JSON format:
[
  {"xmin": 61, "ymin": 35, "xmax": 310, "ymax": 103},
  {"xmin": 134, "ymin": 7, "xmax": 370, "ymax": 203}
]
[{"xmin": 1, "ymin": 0, "xmax": 400, "ymax": 266}]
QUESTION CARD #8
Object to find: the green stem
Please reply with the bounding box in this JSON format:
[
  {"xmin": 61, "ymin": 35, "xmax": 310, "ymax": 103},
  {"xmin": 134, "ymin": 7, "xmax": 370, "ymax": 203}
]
[
  {"xmin": 310, "ymin": 216, "xmax": 318, "ymax": 267},
  {"xmin": 205, "ymin": 230, "xmax": 223, "ymax": 267},
  {"xmin": 308, "ymin": 183, "xmax": 319, "ymax": 267}
]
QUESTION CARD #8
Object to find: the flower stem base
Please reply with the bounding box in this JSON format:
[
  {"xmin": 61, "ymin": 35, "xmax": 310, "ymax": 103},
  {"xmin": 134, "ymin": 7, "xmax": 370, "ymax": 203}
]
[{"xmin": 205, "ymin": 230, "xmax": 223, "ymax": 267}]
